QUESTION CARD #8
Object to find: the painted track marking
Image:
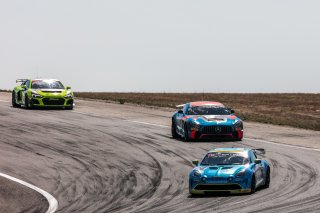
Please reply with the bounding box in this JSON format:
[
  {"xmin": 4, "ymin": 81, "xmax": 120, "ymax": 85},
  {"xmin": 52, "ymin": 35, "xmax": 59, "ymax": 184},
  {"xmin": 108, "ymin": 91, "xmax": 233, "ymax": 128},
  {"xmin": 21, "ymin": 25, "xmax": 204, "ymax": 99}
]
[
  {"xmin": 0, "ymin": 99, "xmax": 58, "ymax": 212},
  {"xmin": 72, "ymin": 110, "xmax": 320, "ymax": 153},
  {"xmin": 0, "ymin": 173, "xmax": 58, "ymax": 213},
  {"xmin": 127, "ymin": 120, "xmax": 170, "ymax": 128},
  {"xmin": 128, "ymin": 120, "xmax": 320, "ymax": 152}
]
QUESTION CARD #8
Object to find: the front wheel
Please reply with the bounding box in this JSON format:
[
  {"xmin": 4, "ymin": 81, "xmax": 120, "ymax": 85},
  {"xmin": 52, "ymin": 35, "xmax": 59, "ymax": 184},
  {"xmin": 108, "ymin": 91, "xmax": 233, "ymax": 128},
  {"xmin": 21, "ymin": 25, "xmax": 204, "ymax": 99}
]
[
  {"xmin": 184, "ymin": 125, "xmax": 191, "ymax": 142},
  {"xmin": 24, "ymin": 95, "xmax": 32, "ymax": 109},
  {"xmin": 12, "ymin": 92, "xmax": 18, "ymax": 108},
  {"xmin": 66, "ymin": 105, "xmax": 74, "ymax": 110},
  {"xmin": 250, "ymin": 175, "xmax": 256, "ymax": 194},
  {"xmin": 171, "ymin": 121, "xmax": 178, "ymax": 138}
]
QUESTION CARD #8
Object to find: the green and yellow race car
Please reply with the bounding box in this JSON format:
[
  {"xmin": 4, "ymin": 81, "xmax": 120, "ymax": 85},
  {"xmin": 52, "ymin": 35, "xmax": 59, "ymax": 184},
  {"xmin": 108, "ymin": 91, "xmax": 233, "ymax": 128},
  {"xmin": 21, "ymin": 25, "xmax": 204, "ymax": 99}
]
[{"xmin": 12, "ymin": 79, "xmax": 74, "ymax": 109}]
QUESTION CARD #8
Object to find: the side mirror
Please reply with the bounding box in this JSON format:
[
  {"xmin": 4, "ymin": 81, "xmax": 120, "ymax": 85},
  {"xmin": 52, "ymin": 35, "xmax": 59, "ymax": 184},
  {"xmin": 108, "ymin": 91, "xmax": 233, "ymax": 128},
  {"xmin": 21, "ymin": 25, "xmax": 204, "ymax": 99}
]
[
  {"xmin": 192, "ymin": 160, "xmax": 199, "ymax": 166},
  {"xmin": 178, "ymin": 109, "xmax": 183, "ymax": 114},
  {"xmin": 254, "ymin": 159, "xmax": 262, "ymax": 164},
  {"xmin": 253, "ymin": 149, "xmax": 266, "ymax": 155},
  {"xmin": 21, "ymin": 85, "xmax": 26, "ymax": 90},
  {"xmin": 66, "ymin": 86, "xmax": 71, "ymax": 90},
  {"xmin": 230, "ymin": 109, "xmax": 235, "ymax": 114}
]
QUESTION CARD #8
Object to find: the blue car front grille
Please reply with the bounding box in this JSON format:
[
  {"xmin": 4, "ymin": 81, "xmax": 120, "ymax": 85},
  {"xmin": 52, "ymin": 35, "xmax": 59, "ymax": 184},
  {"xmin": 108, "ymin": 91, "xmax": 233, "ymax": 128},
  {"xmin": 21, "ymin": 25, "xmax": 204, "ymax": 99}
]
[
  {"xmin": 195, "ymin": 184, "xmax": 242, "ymax": 191},
  {"xmin": 207, "ymin": 177, "xmax": 227, "ymax": 183},
  {"xmin": 202, "ymin": 125, "xmax": 232, "ymax": 134}
]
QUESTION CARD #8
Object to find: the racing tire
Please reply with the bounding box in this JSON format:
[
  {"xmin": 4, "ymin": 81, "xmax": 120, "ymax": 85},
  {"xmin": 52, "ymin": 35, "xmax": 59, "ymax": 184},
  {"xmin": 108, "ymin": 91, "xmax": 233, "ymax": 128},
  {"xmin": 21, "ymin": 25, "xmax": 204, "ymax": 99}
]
[
  {"xmin": 263, "ymin": 167, "xmax": 270, "ymax": 188},
  {"xmin": 189, "ymin": 184, "xmax": 192, "ymax": 195},
  {"xmin": 66, "ymin": 106, "xmax": 74, "ymax": 110},
  {"xmin": 24, "ymin": 95, "xmax": 32, "ymax": 109},
  {"xmin": 12, "ymin": 92, "xmax": 18, "ymax": 108},
  {"xmin": 184, "ymin": 125, "xmax": 191, "ymax": 142},
  {"xmin": 250, "ymin": 175, "xmax": 256, "ymax": 194},
  {"xmin": 171, "ymin": 121, "xmax": 178, "ymax": 138},
  {"xmin": 233, "ymin": 132, "xmax": 243, "ymax": 141}
]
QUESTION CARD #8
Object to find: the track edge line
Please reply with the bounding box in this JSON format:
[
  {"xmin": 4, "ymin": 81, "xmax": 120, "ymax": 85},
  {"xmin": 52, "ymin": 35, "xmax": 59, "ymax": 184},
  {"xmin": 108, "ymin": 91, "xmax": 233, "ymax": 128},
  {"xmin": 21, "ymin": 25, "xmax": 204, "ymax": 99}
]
[{"xmin": 0, "ymin": 173, "xmax": 58, "ymax": 213}]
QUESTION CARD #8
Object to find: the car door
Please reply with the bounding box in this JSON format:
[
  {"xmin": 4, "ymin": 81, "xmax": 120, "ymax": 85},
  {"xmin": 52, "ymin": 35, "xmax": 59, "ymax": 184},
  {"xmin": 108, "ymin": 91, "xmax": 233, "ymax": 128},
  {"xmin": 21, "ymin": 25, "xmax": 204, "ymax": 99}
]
[{"xmin": 250, "ymin": 151, "xmax": 264, "ymax": 186}]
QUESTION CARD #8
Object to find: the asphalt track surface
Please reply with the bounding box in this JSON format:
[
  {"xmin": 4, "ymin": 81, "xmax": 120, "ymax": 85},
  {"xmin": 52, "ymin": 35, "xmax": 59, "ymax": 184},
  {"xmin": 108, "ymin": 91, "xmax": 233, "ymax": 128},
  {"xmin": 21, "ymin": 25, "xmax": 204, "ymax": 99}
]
[{"xmin": 0, "ymin": 97, "xmax": 320, "ymax": 212}]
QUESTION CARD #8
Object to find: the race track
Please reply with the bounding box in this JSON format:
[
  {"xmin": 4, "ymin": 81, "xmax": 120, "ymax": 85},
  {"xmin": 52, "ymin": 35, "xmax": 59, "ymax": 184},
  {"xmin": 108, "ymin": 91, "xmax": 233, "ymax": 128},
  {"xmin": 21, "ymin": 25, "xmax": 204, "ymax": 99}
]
[{"xmin": 0, "ymin": 96, "xmax": 320, "ymax": 213}]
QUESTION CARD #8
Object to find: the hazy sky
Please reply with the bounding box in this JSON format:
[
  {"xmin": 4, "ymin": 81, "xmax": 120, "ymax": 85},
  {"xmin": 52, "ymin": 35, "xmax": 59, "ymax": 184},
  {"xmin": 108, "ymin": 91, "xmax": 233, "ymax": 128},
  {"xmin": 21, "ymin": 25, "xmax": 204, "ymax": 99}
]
[{"xmin": 0, "ymin": 0, "xmax": 319, "ymax": 92}]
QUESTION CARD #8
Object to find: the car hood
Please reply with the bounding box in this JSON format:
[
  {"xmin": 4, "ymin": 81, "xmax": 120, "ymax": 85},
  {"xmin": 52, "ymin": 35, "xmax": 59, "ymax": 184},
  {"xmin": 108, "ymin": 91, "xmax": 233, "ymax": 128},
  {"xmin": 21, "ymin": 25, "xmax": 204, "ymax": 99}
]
[
  {"xmin": 32, "ymin": 89, "xmax": 69, "ymax": 97},
  {"xmin": 188, "ymin": 115, "xmax": 240, "ymax": 125},
  {"xmin": 197, "ymin": 165, "xmax": 246, "ymax": 177}
]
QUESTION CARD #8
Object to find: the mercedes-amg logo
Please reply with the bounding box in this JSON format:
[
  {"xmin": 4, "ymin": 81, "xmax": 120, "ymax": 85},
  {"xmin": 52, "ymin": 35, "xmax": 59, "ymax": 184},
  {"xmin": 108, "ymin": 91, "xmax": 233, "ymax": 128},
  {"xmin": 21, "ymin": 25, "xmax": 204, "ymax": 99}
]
[{"xmin": 215, "ymin": 126, "xmax": 222, "ymax": 133}]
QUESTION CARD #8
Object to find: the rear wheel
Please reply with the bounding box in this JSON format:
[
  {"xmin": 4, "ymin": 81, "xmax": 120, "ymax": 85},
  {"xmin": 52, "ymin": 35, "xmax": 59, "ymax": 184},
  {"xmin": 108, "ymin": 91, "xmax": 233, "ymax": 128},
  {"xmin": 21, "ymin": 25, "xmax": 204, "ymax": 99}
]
[
  {"xmin": 12, "ymin": 92, "xmax": 18, "ymax": 108},
  {"xmin": 263, "ymin": 167, "xmax": 270, "ymax": 188}
]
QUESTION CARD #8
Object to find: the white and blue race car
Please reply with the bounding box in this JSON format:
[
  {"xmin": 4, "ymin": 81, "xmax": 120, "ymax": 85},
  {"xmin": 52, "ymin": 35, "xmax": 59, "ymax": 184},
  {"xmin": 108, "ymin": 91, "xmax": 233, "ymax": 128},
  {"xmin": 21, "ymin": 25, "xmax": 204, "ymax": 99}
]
[
  {"xmin": 189, "ymin": 148, "xmax": 270, "ymax": 195},
  {"xmin": 172, "ymin": 101, "xmax": 243, "ymax": 141}
]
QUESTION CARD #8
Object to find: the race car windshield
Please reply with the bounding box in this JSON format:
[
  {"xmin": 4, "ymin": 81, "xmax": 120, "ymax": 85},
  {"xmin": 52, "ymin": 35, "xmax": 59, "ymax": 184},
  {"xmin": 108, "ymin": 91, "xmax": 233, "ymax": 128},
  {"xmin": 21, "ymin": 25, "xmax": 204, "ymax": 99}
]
[
  {"xmin": 187, "ymin": 106, "xmax": 231, "ymax": 115},
  {"xmin": 200, "ymin": 152, "xmax": 248, "ymax": 166},
  {"xmin": 31, "ymin": 81, "xmax": 65, "ymax": 89}
]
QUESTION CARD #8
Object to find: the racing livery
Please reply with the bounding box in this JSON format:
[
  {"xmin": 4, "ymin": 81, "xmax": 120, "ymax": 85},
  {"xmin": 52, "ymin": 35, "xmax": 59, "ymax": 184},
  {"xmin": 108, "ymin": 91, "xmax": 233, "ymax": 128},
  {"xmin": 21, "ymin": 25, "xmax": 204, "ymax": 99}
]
[
  {"xmin": 189, "ymin": 148, "xmax": 270, "ymax": 195},
  {"xmin": 172, "ymin": 101, "xmax": 243, "ymax": 141},
  {"xmin": 12, "ymin": 79, "xmax": 74, "ymax": 109}
]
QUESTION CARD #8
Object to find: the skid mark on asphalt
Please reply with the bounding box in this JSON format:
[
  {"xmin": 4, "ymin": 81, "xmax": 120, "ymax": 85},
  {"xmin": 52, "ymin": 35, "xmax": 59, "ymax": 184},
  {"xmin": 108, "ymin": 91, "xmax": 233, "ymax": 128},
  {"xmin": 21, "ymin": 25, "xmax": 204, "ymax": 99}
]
[
  {"xmin": 73, "ymin": 110, "xmax": 320, "ymax": 153},
  {"xmin": 1, "ymin": 101, "xmax": 320, "ymax": 212},
  {"xmin": 126, "ymin": 120, "xmax": 320, "ymax": 153}
]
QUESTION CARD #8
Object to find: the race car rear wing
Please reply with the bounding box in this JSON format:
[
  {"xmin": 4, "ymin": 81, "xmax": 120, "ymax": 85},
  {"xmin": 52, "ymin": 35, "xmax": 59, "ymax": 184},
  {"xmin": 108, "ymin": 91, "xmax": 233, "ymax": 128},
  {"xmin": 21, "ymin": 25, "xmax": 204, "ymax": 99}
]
[
  {"xmin": 16, "ymin": 79, "xmax": 28, "ymax": 83},
  {"xmin": 253, "ymin": 148, "xmax": 266, "ymax": 155},
  {"xmin": 176, "ymin": 104, "xmax": 185, "ymax": 109}
]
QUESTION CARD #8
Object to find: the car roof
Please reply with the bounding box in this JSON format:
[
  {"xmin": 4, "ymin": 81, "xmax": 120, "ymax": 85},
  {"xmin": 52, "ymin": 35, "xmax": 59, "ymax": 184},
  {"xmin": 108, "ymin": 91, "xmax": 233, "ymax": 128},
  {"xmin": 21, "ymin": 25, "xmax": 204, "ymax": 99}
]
[
  {"xmin": 32, "ymin": 79, "xmax": 60, "ymax": 82},
  {"xmin": 189, "ymin": 101, "xmax": 224, "ymax": 107},
  {"xmin": 208, "ymin": 148, "xmax": 250, "ymax": 153}
]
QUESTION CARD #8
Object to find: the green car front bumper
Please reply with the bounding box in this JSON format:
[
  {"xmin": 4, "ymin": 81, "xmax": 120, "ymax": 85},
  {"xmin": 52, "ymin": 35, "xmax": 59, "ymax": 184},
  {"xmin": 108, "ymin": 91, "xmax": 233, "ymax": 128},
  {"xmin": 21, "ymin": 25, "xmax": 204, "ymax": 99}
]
[{"xmin": 30, "ymin": 97, "xmax": 73, "ymax": 108}]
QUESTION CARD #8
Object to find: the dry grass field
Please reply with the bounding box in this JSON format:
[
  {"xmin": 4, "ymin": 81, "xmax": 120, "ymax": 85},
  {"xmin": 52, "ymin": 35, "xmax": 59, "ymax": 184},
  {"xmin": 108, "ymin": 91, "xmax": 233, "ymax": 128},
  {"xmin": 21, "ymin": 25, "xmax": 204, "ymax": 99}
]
[{"xmin": 75, "ymin": 92, "xmax": 320, "ymax": 131}]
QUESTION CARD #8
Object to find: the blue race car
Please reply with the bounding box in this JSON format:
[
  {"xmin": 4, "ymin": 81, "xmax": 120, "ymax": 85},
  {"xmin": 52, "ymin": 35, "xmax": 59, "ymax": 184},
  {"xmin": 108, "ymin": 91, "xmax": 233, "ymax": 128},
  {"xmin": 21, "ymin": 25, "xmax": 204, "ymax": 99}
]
[
  {"xmin": 172, "ymin": 101, "xmax": 243, "ymax": 141},
  {"xmin": 189, "ymin": 148, "xmax": 270, "ymax": 195}
]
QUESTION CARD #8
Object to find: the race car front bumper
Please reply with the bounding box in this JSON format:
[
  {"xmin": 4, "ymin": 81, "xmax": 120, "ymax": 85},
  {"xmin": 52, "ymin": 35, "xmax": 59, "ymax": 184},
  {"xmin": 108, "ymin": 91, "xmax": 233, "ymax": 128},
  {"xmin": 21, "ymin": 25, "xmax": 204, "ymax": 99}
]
[
  {"xmin": 190, "ymin": 176, "xmax": 251, "ymax": 194},
  {"xmin": 190, "ymin": 186, "xmax": 251, "ymax": 194},
  {"xmin": 30, "ymin": 97, "xmax": 74, "ymax": 108},
  {"xmin": 189, "ymin": 128, "xmax": 243, "ymax": 140}
]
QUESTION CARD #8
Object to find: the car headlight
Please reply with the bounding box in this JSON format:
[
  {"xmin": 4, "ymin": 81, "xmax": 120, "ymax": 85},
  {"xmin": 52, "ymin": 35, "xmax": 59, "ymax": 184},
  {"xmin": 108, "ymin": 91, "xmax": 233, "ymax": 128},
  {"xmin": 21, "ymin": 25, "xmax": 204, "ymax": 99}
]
[
  {"xmin": 235, "ymin": 169, "xmax": 246, "ymax": 177},
  {"xmin": 31, "ymin": 91, "xmax": 42, "ymax": 98},
  {"xmin": 190, "ymin": 122, "xmax": 200, "ymax": 131},
  {"xmin": 193, "ymin": 170, "xmax": 202, "ymax": 177},
  {"xmin": 233, "ymin": 120, "xmax": 243, "ymax": 130},
  {"xmin": 64, "ymin": 92, "xmax": 73, "ymax": 98}
]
